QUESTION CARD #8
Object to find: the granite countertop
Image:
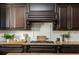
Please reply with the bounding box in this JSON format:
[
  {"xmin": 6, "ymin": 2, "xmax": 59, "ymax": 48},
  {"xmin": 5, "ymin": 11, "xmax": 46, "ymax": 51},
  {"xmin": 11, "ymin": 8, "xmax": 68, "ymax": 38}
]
[
  {"xmin": 61, "ymin": 41, "xmax": 79, "ymax": 45},
  {"xmin": 0, "ymin": 41, "xmax": 79, "ymax": 45}
]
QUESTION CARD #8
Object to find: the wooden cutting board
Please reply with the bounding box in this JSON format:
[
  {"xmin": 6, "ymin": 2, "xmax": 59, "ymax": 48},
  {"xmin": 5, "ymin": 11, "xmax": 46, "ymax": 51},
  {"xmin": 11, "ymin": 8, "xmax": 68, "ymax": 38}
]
[{"xmin": 37, "ymin": 36, "xmax": 46, "ymax": 42}]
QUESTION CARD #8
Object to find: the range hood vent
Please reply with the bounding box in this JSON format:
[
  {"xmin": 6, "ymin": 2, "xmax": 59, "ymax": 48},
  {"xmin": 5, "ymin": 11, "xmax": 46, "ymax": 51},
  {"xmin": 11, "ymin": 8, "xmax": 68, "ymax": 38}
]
[
  {"xmin": 27, "ymin": 11, "xmax": 57, "ymax": 22},
  {"xmin": 26, "ymin": 3, "xmax": 57, "ymax": 30}
]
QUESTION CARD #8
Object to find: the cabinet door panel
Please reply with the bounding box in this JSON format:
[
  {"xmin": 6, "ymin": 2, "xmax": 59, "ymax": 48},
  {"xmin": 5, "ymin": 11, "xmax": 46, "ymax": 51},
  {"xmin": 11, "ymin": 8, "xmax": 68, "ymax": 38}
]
[
  {"xmin": 57, "ymin": 6, "xmax": 68, "ymax": 30},
  {"xmin": 0, "ymin": 45, "xmax": 23, "ymax": 53},
  {"xmin": 55, "ymin": 4, "xmax": 79, "ymax": 30},
  {"xmin": 61, "ymin": 45, "xmax": 79, "ymax": 53},
  {"xmin": 71, "ymin": 6, "xmax": 79, "ymax": 30},
  {"xmin": 28, "ymin": 45, "xmax": 56, "ymax": 53},
  {"xmin": 0, "ymin": 7, "xmax": 6, "ymax": 29},
  {"xmin": 15, "ymin": 7, "xmax": 25, "ymax": 29}
]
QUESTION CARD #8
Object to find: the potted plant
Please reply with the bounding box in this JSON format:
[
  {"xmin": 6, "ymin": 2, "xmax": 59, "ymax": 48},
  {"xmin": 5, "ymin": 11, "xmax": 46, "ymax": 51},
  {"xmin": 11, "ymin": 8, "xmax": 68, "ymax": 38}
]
[
  {"xmin": 2, "ymin": 33, "xmax": 15, "ymax": 42},
  {"xmin": 62, "ymin": 32, "xmax": 70, "ymax": 42}
]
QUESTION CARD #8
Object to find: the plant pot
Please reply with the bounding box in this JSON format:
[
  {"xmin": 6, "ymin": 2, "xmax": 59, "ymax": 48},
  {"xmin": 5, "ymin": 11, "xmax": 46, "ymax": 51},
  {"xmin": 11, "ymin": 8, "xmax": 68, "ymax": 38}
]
[{"xmin": 6, "ymin": 39, "xmax": 10, "ymax": 43}]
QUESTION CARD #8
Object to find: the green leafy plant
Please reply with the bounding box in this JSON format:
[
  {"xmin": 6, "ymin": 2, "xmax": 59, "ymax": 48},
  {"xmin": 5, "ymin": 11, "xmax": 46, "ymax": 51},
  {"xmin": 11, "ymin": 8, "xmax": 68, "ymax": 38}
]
[
  {"xmin": 2, "ymin": 33, "xmax": 15, "ymax": 40},
  {"xmin": 62, "ymin": 32, "xmax": 70, "ymax": 38},
  {"xmin": 61, "ymin": 32, "xmax": 70, "ymax": 42}
]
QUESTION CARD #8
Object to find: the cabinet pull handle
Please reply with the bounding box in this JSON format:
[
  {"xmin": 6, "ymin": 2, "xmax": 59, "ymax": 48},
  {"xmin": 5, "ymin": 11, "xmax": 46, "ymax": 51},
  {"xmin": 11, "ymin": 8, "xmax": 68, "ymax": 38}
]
[
  {"xmin": 67, "ymin": 6, "xmax": 71, "ymax": 30},
  {"xmin": 70, "ymin": 7, "xmax": 73, "ymax": 29},
  {"xmin": 57, "ymin": 7, "xmax": 61, "ymax": 29},
  {"xmin": 67, "ymin": 6, "xmax": 73, "ymax": 30}
]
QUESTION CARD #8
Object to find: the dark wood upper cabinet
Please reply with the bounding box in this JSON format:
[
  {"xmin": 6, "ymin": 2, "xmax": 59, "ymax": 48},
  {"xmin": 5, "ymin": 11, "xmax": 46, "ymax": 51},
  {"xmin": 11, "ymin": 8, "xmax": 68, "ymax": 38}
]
[
  {"xmin": 27, "ymin": 3, "xmax": 57, "ymax": 21},
  {"xmin": 0, "ymin": 4, "xmax": 27, "ymax": 30},
  {"xmin": 15, "ymin": 6, "xmax": 25, "ymax": 30},
  {"xmin": 70, "ymin": 5, "xmax": 79, "ymax": 30},
  {"xmin": 54, "ymin": 4, "xmax": 70, "ymax": 30},
  {"xmin": 54, "ymin": 4, "xmax": 79, "ymax": 30},
  {"xmin": 0, "ymin": 4, "xmax": 6, "ymax": 30},
  {"xmin": 1, "ymin": 3, "xmax": 79, "ymax": 30},
  {"xmin": 26, "ymin": 3, "xmax": 57, "ymax": 30},
  {"xmin": 56, "ymin": 5, "xmax": 68, "ymax": 30}
]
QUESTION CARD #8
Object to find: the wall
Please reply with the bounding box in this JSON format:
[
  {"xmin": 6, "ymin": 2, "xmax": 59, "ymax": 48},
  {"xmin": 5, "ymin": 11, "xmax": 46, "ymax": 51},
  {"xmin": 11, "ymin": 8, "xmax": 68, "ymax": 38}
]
[
  {"xmin": 15, "ymin": 23, "xmax": 79, "ymax": 41},
  {"xmin": 0, "ymin": 22, "xmax": 79, "ymax": 41}
]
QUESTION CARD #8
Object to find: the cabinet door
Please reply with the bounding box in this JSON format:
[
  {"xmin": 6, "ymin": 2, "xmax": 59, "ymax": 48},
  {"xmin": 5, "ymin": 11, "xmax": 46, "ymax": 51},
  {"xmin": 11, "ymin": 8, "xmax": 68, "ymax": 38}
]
[
  {"xmin": 0, "ymin": 45, "xmax": 23, "ymax": 53},
  {"xmin": 70, "ymin": 5, "xmax": 79, "ymax": 30},
  {"xmin": 28, "ymin": 45, "xmax": 56, "ymax": 53},
  {"xmin": 61, "ymin": 45, "xmax": 79, "ymax": 53},
  {"xmin": 0, "ymin": 7, "xmax": 6, "ymax": 29},
  {"xmin": 15, "ymin": 6, "xmax": 25, "ymax": 29},
  {"xmin": 57, "ymin": 6, "xmax": 68, "ymax": 30}
]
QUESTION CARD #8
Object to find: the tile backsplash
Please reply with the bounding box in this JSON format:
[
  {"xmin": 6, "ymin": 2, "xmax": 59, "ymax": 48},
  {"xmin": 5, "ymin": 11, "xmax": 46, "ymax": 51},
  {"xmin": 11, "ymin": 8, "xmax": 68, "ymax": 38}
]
[{"xmin": 0, "ymin": 22, "xmax": 79, "ymax": 41}]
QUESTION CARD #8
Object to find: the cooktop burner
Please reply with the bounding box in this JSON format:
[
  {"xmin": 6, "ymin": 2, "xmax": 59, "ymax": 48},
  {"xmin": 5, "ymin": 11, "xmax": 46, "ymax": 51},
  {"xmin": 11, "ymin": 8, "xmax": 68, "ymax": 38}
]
[{"xmin": 30, "ymin": 41, "xmax": 54, "ymax": 43}]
